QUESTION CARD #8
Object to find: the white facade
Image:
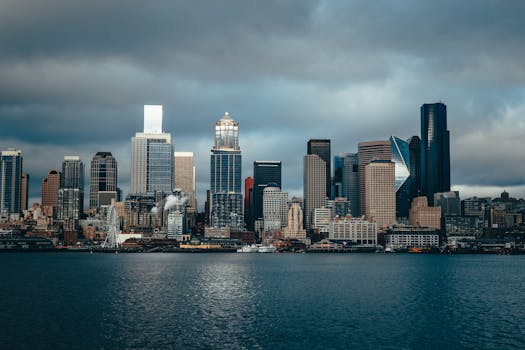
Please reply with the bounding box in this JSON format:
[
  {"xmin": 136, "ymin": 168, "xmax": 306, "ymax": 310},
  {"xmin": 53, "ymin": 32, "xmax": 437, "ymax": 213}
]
[
  {"xmin": 263, "ymin": 186, "xmax": 288, "ymax": 232},
  {"xmin": 131, "ymin": 105, "xmax": 173, "ymax": 194},
  {"xmin": 167, "ymin": 211, "xmax": 184, "ymax": 240},
  {"xmin": 385, "ymin": 233, "xmax": 439, "ymax": 248},
  {"xmin": 144, "ymin": 105, "xmax": 163, "ymax": 134},
  {"xmin": 328, "ymin": 217, "xmax": 377, "ymax": 244},
  {"xmin": 313, "ymin": 207, "xmax": 332, "ymax": 232}
]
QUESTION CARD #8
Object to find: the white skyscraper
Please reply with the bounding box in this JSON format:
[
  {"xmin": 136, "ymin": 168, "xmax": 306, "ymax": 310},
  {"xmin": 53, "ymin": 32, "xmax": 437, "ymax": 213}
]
[
  {"xmin": 131, "ymin": 105, "xmax": 174, "ymax": 194},
  {"xmin": 262, "ymin": 185, "xmax": 288, "ymax": 232}
]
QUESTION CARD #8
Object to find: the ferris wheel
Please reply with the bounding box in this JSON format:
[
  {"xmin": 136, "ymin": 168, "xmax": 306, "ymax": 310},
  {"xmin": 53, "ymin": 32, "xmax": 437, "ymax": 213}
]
[{"xmin": 102, "ymin": 205, "xmax": 120, "ymax": 249}]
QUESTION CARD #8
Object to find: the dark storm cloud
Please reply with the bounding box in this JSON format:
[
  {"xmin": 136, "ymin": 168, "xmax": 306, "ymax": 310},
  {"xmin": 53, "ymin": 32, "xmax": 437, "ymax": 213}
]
[{"xmin": 1, "ymin": 0, "xmax": 525, "ymax": 204}]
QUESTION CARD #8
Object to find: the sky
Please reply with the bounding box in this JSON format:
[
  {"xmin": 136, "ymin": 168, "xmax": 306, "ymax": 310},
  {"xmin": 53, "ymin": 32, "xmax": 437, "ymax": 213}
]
[{"xmin": 1, "ymin": 0, "xmax": 525, "ymax": 209}]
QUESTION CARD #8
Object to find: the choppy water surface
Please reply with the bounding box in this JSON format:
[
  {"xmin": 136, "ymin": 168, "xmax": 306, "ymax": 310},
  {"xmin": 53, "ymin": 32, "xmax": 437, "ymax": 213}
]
[{"xmin": 1, "ymin": 253, "xmax": 524, "ymax": 349}]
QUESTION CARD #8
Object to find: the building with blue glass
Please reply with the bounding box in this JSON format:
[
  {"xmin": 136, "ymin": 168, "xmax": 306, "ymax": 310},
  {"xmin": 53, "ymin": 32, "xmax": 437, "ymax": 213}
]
[
  {"xmin": 131, "ymin": 105, "xmax": 174, "ymax": 195},
  {"xmin": 420, "ymin": 102, "xmax": 450, "ymax": 204},
  {"xmin": 0, "ymin": 149, "xmax": 23, "ymax": 216},
  {"xmin": 210, "ymin": 113, "xmax": 244, "ymax": 230}
]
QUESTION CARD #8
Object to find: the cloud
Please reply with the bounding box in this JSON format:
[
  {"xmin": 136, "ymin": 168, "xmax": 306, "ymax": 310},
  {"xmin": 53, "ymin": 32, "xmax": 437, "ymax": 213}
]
[{"xmin": 1, "ymin": 0, "xmax": 525, "ymax": 208}]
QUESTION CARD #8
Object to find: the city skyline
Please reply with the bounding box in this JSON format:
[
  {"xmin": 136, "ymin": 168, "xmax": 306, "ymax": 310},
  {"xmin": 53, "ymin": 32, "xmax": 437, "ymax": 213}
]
[{"xmin": 1, "ymin": 1, "xmax": 525, "ymax": 207}]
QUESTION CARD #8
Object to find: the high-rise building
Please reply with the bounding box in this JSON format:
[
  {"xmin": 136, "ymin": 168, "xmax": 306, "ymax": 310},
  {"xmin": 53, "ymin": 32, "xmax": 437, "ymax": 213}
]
[
  {"xmin": 434, "ymin": 191, "xmax": 460, "ymax": 216},
  {"xmin": 131, "ymin": 105, "xmax": 174, "ymax": 194},
  {"xmin": 365, "ymin": 160, "xmax": 396, "ymax": 228},
  {"xmin": 282, "ymin": 201, "xmax": 306, "ymax": 240},
  {"xmin": 409, "ymin": 196, "xmax": 442, "ymax": 230},
  {"xmin": 262, "ymin": 185, "xmax": 288, "ymax": 232},
  {"xmin": 390, "ymin": 136, "xmax": 412, "ymax": 219},
  {"xmin": 90, "ymin": 152, "xmax": 117, "ymax": 209},
  {"xmin": 341, "ymin": 153, "xmax": 359, "ymax": 217},
  {"xmin": 333, "ymin": 153, "xmax": 352, "ymax": 198},
  {"xmin": 358, "ymin": 141, "xmax": 391, "ymax": 216},
  {"xmin": 307, "ymin": 139, "xmax": 331, "ymax": 199},
  {"xmin": 421, "ymin": 102, "xmax": 450, "ymax": 204},
  {"xmin": 244, "ymin": 176, "xmax": 254, "ymax": 228},
  {"xmin": 303, "ymin": 154, "xmax": 326, "ymax": 231},
  {"xmin": 58, "ymin": 156, "xmax": 84, "ymax": 225},
  {"xmin": 42, "ymin": 170, "xmax": 61, "ymax": 216},
  {"xmin": 0, "ymin": 149, "xmax": 23, "ymax": 215},
  {"xmin": 252, "ymin": 161, "xmax": 282, "ymax": 228},
  {"xmin": 408, "ymin": 135, "xmax": 421, "ymax": 201},
  {"xmin": 21, "ymin": 173, "xmax": 29, "ymax": 211},
  {"xmin": 210, "ymin": 113, "xmax": 243, "ymax": 230},
  {"xmin": 174, "ymin": 152, "xmax": 196, "ymax": 210}
]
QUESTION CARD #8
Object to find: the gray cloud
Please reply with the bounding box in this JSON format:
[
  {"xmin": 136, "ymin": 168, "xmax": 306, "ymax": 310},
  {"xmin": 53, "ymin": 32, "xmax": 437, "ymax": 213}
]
[{"xmin": 1, "ymin": 0, "xmax": 525, "ymax": 206}]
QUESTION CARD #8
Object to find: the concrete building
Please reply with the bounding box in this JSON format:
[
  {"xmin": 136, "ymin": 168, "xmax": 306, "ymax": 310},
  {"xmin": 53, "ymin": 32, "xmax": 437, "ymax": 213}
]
[
  {"xmin": 307, "ymin": 139, "xmax": 331, "ymax": 199},
  {"xmin": 328, "ymin": 216, "xmax": 377, "ymax": 244},
  {"xmin": 20, "ymin": 173, "xmax": 29, "ymax": 211},
  {"xmin": 358, "ymin": 141, "xmax": 391, "ymax": 216},
  {"xmin": 90, "ymin": 152, "xmax": 117, "ymax": 210},
  {"xmin": 174, "ymin": 152, "xmax": 196, "ymax": 211},
  {"xmin": 312, "ymin": 207, "xmax": 332, "ymax": 232},
  {"xmin": 434, "ymin": 191, "xmax": 460, "ymax": 216},
  {"xmin": 0, "ymin": 149, "xmax": 23, "ymax": 216},
  {"xmin": 210, "ymin": 113, "xmax": 243, "ymax": 230},
  {"xmin": 262, "ymin": 185, "xmax": 288, "ymax": 232},
  {"xmin": 409, "ymin": 196, "xmax": 441, "ymax": 229},
  {"xmin": 41, "ymin": 170, "xmax": 61, "ymax": 217},
  {"xmin": 131, "ymin": 105, "xmax": 174, "ymax": 194},
  {"xmin": 282, "ymin": 202, "xmax": 307, "ymax": 240},
  {"xmin": 58, "ymin": 156, "xmax": 84, "ymax": 227},
  {"xmin": 365, "ymin": 160, "xmax": 396, "ymax": 228},
  {"xmin": 303, "ymin": 154, "xmax": 326, "ymax": 232},
  {"xmin": 385, "ymin": 226, "xmax": 440, "ymax": 248}
]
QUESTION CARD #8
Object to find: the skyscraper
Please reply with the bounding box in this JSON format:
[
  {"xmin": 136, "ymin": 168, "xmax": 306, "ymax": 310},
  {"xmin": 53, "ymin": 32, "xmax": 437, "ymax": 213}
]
[
  {"xmin": 90, "ymin": 152, "xmax": 117, "ymax": 209},
  {"xmin": 358, "ymin": 141, "xmax": 392, "ymax": 216},
  {"xmin": 58, "ymin": 156, "xmax": 84, "ymax": 225},
  {"xmin": 174, "ymin": 152, "xmax": 197, "ymax": 210},
  {"xmin": 262, "ymin": 185, "xmax": 288, "ymax": 232},
  {"xmin": 42, "ymin": 170, "xmax": 61, "ymax": 216},
  {"xmin": 21, "ymin": 173, "xmax": 29, "ymax": 211},
  {"xmin": 131, "ymin": 105, "xmax": 174, "ymax": 194},
  {"xmin": 390, "ymin": 136, "xmax": 411, "ymax": 218},
  {"xmin": 341, "ymin": 153, "xmax": 359, "ymax": 217},
  {"xmin": 307, "ymin": 139, "xmax": 331, "ymax": 199},
  {"xmin": 304, "ymin": 154, "xmax": 326, "ymax": 231},
  {"xmin": 0, "ymin": 149, "xmax": 23, "ymax": 216},
  {"xmin": 365, "ymin": 160, "xmax": 396, "ymax": 228},
  {"xmin": 252, "ymin": 161, "xmax": 282, "ymax": 228},
  {"xmin": 408, "ymin": 135, "xmax": 421, "ymax": 201},
  {"xmin": 210, "ymin": 112, "xmax": 243, "ymax": 230},
  {"xmin": 244, "ymin": 176, "xmax": 254, "ymax": 228},
  {"xmin": 420, "ymin": 102, "xmax": 450, "ymax": 204}
]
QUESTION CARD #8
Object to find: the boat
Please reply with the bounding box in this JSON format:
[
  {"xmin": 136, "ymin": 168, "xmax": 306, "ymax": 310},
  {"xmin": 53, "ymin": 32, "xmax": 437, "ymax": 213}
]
[
  {"xmin": 237, "ymin": 244, "xmax": 259, "ymax": 253},
  {"xmin": 257, "ymin": 245, "xmax": 277, "ymax": 253}
]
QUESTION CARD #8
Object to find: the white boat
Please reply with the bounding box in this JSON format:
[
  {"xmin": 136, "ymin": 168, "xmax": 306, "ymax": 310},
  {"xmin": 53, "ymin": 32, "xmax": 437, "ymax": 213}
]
[
  {"xmin": 237, "ymin": 244, "xmax": 259, "ymax": 253},
  {"xmin": 257, "ymin": 245, "xmax": 277, "ymax": 253}
]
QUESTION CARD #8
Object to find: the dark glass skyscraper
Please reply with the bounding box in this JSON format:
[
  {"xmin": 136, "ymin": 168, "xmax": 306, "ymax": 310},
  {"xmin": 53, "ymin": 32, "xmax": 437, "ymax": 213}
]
[
  {"xmin": 210, "ymin": 113, "xmax": 243, "ymax": 230},
  {"xmin": 307, "ymin": 139, "xmax": 331, "ymax": 199},
  {"xmin": 420, "ymin": 102, "xmax": 450, "ymax": 204},
  {"xmin": 90, "ymin": 152, "xmax": 117, "ymax": 209},
  {"xmin": 252, "ymin": 161, "xmax": 281, "ymax": 228},
  {"xmin": 0, "ymin": 149, "xmax": 23, "ymax": 216},
  {"xmin": 408, "ymin": 135, "xmax": 421, "ymax": 200}
]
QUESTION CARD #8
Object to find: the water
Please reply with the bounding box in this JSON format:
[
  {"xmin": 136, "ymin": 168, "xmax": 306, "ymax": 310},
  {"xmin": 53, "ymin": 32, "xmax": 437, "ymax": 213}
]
[{"xmin": 1, "ymin": 253, "xmax": 524, "ymax": 349}]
